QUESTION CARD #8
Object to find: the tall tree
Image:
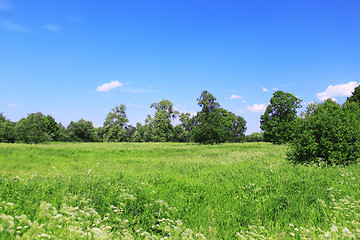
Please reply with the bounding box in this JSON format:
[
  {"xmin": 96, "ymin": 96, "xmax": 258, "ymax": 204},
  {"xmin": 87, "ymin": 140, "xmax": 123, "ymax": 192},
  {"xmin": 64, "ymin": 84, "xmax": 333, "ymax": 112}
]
[
  {"xmin": 0, "ymin": 113, "xmax": 16, "ymax": 143},
  {"xmin": 345, "ymin": 85, "xmax": 360, "ymax": 104},
  {"xmin": 260, "ymin": 91, "xmax": 302, "ymax": 144},
  {"xmin": 103, "ymin": 104, "xmax": 129, "ymax": 142},
  {"xmin": 192, "ymin": 91, "xmax": 246, "ymax": 144},
  {"xmin": 150, "ymin": 99, "xmax": 179, "ymax": 142},
  {"xmin": 67, "ymin": 119, "xmax": 98, "ymax": 142},
  {"xmin": 16, "ymin": 112, "xmax": 51, "ymax": 143}
]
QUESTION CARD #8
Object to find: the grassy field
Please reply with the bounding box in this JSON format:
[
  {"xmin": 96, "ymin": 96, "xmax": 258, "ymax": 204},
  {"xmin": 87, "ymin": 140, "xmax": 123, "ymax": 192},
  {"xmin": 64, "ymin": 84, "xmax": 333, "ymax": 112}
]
[{"xmin": 0, "ymin": 142, "xmax": 359, "ymax": 239}]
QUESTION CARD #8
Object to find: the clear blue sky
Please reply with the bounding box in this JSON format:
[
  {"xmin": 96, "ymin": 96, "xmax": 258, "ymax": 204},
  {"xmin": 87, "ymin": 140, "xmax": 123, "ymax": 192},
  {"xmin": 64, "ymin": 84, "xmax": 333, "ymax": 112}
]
[{"xmin": 1, "ymin": 0, "xmax": 359, "ymax": 133}]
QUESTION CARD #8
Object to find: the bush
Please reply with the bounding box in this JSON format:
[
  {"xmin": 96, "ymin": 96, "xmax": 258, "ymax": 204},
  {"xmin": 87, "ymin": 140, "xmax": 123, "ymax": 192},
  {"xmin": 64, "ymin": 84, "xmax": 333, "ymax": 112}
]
[
  {"xmin": 287, "ymin": 100, "xmax": 360, "ymax": 165},
  {"xmin": 245, "ymin": 132, "xmax": 264, "ymax": 142}
]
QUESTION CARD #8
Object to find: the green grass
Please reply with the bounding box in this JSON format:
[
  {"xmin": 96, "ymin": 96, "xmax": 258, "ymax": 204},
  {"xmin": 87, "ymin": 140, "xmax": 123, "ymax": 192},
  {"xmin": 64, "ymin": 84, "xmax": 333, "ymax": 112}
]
[{"xmin": 0, "ymin": 142, "xmax": 359, "ymax": 239}]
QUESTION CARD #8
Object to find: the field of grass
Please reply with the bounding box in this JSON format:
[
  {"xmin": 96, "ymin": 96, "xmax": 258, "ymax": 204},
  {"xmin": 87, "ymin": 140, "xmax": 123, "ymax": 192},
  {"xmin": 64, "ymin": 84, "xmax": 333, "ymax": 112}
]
[{"xmin": 0, "ymin": 142, "xmax": 359, "ymax": 239}]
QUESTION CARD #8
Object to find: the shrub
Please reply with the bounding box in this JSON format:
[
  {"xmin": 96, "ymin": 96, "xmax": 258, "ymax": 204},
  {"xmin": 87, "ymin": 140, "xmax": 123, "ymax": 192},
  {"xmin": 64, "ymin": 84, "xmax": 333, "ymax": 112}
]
[
  {"xmin": 287, "ymin": 100, "xmax": 360, "ymax": 165},
  {"xmin": 245, "ymin": 132, "xmax": 264, "ymax": 142}
]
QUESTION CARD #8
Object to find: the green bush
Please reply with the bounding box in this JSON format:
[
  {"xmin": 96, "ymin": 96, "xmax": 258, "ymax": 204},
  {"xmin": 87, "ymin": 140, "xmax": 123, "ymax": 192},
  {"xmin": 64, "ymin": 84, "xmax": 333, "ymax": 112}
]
[
  {"xmin": 245, "ymin": 132, "xmax": 264, "ymax": 142},
  {"xmin": 287, "ymin": 100, "xmax": 360, "ymax": 165}
]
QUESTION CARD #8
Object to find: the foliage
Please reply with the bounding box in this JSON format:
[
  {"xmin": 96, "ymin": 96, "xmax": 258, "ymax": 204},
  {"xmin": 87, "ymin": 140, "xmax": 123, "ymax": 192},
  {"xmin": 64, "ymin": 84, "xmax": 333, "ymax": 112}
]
[
  {"xmin": 102, "ymin": 105, "xmax": 129, "ymax": 142},
  {"xmin": 67, "ymin": 119, "xmax": 99, "ymax": 142},
  {"xmin": 228, "ymin": 115, "xmax": 247, "ymax": 142},
  {"xmin": 345, "ymin": 85, "xmax": 360, "ymax": 104},
  {"xmin": 260, "ymin": 91, "xmax": 302, "ymax": 144},
  {"xmin": 0, "ymin": 91, "xmax": 248, "ymax": 144},
  {"xmin": 192, "ymin": 91, "xmax": 247, "ymax": 144},
  {"xmin": 245, "ymin": 132, "xmax": 264, "ymax": 142},
  {"xmin": 288, "ymin": 100, "xmax": 360, "ymax": 165},
  {"xmin": 150, "ymin": 99, "xmax": 179, "ymax": 142},
  {"xmin": 0, "ymin": 142, "xmax": 359, "ymax": 239},
  {"xmin": 0, "ymin": 114, "xmax": 16, "ymax": 143},
  {"xmin": 15, "ymin": 112, "xmax": 52, "ymax": 144},
  {"xmin": 44, "ymin": 115, "xmax": 60, "ymax": 141}
]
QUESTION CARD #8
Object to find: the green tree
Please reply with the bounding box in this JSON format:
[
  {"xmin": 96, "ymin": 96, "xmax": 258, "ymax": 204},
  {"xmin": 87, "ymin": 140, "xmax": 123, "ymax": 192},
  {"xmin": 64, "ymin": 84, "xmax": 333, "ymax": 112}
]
[
  {"xmin": 67, "ymin": 119, "xmax": 98, "ymax": 142},
  {"xmin": 245, "ymin": 132, "xmax": 264, "ymax": 142},
  {"xmin": 229, "ymin": 115, "xmax": 247, "ymax": 142},
  {"xmin": 0, "ymin": 113, "xmax": 16, "ymax": 143},
  {"xmin": 192, "ymin": 91, "xmax": 246, "ymax": 144},
  {"xmin": 345, "ymin": 85, "xmax": 360, "ymax": 104},
  {"xmin": 103, "ymin": 105, "xmax": 129, "ymax": 142},
  {"xmin": 260, "ymin": 91, "xmax": 302, "ymax": 144},
  {"xmin": 150, "ymin": 99, "xmax": 179, "ymax": 142},
  {"xmin": 45, "ymin": 115, "xmax": 61, "ymax": 141},
  {"xmin": 16, "ymin": 112, "xmax": 51, "ymax": 144},
  {"xmin": 288, "ymin": 100, "xmax": 360, "ymax": 165},
  {"xmin": 173, "ymin": 112, "xmax": 195, "ymax": 142}
]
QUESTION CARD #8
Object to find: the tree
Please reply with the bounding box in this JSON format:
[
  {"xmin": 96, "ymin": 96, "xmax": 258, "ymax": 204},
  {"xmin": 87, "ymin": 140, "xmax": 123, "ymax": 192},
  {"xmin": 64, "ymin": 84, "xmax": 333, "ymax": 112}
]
[
  {"xmin": 67, "ymin": 119, "xmax": 98, "ymax": 142},
  {"xmin": 103, "ymin": 105, "xmax": 129, "ymax": 142},
  {"xmin": 192, "ymin": 91, "xmax": 247, "ymax": 144},
  {"xmin": 245, "ymin": 132, "xmax": 264, "ymax": 142},
  {"xmin": 16, "ymin": 112, "xmax": 52, "ymax": 144},
  {"xmin": 288, "ymin": 100, "xmax": 360, "ymax": 165},
  {"xmin": 45, "ymin": 115, "xmax": 61, "ymax": 141},
  {"xmin": 149, "ymin": 99, "xmax": 179, "ymax": 142},
  {"xmin": 0, "ymin": 113, "xmax": 16, "ymax": 143},
  {"xmin": 229, "ymin": 115, "xmax": 247, "ymax": 142},
  {"xmin": 260, "ymin": 91, "xmax": 302, "ymax": 144},
  {"xmin": 345, "ymin": 85, "xmax": 360, "ymax": 104},
  {"xmin": 173, "ymin": 112, "xmax": 195, "ymax": 142}
]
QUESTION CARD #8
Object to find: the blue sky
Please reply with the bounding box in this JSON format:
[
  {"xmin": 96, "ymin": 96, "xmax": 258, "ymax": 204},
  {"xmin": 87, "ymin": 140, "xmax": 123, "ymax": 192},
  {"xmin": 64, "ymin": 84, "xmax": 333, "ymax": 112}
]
[{"xmin": 1, "ymin": 0, "xmax": 359, "ymax": 133}]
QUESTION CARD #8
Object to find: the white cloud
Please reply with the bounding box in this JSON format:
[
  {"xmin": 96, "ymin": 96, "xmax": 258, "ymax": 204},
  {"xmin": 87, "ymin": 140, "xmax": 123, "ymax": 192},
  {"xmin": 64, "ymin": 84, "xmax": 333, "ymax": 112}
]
[
  {"xmin": 96, "ymin": 80, "xmax": 123, "ymax": 92},
  {"xmin": 273, "ymin": 88, "xmax": 278, "ymax": 91},
  {"xmin": 228, "ymin": 94, "xmax": 242, "ymax": 100},
  {"xmin": 316, "ymin": 81, "xmax": 359, "ymax": 101},
  {"xmin": 247, "ymin": 104, "xmax": 266, "ymax": 113},
  {"xmin": 0, "ymin": 19, "xmax": 28, "ymax": 32},
  {"xmin": 262, "ymin": 88, "xmax": 269, "ymax": 92},
  {"xmin": 43, "ymin": 24, "xmax": 60, "ymax": 32},
  {"xmin": 7, "ymin": 103, "xmax": 17, "ymax": 108}
]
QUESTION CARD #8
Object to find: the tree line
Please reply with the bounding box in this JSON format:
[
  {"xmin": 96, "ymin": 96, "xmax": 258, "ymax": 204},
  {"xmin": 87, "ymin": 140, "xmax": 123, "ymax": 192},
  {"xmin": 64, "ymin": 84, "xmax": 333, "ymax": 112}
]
[
  {"xmin": 2, "ymin": 86, "xmax": 360, "ymax": 165},
  {"xmin": 260, "ymin": 86, "xmax": 360, "ymax": 165},
  {"xmin": 0, "ymin": 91, "xmax": 249, "ymax": 144}
]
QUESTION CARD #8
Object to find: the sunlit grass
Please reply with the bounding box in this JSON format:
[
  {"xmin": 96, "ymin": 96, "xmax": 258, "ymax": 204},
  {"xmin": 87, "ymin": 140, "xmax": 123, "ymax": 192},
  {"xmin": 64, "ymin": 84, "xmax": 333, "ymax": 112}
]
[{"xmin": 0, "ymin": 142, "xmax": 359, "ymax": 239}]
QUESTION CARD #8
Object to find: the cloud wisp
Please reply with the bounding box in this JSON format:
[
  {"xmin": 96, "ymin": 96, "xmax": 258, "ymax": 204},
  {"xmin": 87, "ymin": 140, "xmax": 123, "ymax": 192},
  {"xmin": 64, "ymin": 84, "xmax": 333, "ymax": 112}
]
[
  {"xmin": 7, "ymin": 103, "xmax": 17, "ymax": 108},
  {"xmin": 0, "ymin": 19, "xmax": 28, "ymax": 32},
  {"xmin": 228, "ymin": 94, "xmax": 242, "ymax": 100},
  {"xmin": 247, "ymin": 104, "xmax": 267, "ymax": 113},
  {"xmin": 316, "ymin": 81, "xmax": 359, "ymax": 101},
  {"xmin": 96, "ymin": 80, "xmax": 123, "ymax": 92},
  {"xmin": 43, "ymin": 24, "xmax": 60, "ymax": 32},
  {"xmin": 262, "ymin": 88, "xmax": 269, "ymax": 92}
]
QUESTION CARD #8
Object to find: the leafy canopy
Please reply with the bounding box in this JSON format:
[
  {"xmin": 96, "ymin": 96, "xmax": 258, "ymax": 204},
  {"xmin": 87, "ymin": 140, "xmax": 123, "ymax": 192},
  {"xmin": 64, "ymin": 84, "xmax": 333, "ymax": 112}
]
[{"xmin": 260, "ymin": 91, "xmax": 302, "ymax": 144}]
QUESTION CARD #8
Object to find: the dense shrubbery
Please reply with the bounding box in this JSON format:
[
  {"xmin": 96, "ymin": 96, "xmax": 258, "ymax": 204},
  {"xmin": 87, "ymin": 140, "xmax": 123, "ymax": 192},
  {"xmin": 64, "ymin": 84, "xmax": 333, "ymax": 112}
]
[
  {"xmin": 260, "ymin": 87, "xmax": 360, "ymax": 165},
  {"xmin": 287, "ymin": 100, "xmax": 360, "ymax": 165},
  {"xmin": 0, "ymin": 91, "xmax": 247, "ymax": 144},
  {"xmin": 245, "ymin": 132, "xmax": 264, "ymax": 142}
]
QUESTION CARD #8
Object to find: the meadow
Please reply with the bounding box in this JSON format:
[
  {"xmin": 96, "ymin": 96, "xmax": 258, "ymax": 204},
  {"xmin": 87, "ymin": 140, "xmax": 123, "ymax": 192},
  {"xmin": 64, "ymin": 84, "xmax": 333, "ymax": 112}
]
[{"xmin": 0, "ymin": 142, "xmax": 359, "ymax": 239}]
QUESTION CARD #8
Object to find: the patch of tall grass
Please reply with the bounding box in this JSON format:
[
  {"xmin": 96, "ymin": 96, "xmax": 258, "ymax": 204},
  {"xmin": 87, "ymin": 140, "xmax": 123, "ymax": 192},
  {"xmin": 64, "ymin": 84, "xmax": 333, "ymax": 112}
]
[{"xmin": 0, "ymin": 142, "xmax": 359, "ymax": 239}]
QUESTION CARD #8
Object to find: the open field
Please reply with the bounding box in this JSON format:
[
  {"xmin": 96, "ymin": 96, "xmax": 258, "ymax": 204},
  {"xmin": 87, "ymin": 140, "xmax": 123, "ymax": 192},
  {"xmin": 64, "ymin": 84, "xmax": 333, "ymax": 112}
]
[{"xmin": 0, "ymin": 142, "xmax": 359, "ymax": 239}]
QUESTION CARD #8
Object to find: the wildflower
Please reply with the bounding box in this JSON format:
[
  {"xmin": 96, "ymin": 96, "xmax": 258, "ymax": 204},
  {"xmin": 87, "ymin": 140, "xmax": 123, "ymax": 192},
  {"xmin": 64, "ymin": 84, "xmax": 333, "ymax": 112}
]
[
  {"xmin": 331, "ymin": 225, "xmax": 338, "ymax": 232},
  {"xmin": 290, "ymin": 232, "xmax": 295, "ymax": 237},
  {"xmin": 342, "ymin": 228, "xmax": 352, "ymax": 236},
  {"xmin": 325, "ymin": 232, "xmax": 330, "ymax": 238}
]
